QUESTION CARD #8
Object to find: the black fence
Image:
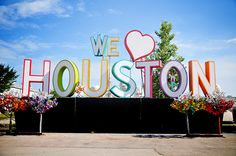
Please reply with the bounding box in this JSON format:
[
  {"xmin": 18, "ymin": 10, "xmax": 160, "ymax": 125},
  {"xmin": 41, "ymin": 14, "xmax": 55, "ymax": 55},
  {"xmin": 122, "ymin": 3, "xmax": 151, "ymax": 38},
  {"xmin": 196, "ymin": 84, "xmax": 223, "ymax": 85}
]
[{"xmin": 15, "ymin": 98, "xmax": 220, "ymax": 133}]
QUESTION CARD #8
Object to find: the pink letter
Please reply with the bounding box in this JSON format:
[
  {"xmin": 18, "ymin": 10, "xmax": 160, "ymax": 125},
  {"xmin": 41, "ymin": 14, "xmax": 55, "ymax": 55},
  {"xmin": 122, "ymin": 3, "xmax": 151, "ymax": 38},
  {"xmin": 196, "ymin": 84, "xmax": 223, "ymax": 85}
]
[
  {"xmin": 135, "ymin": 60, "xmax": 162, "ymax": 97},
  {"xmin": 22, "ymin": 59, "xmax": 51, "ymax": 96}
]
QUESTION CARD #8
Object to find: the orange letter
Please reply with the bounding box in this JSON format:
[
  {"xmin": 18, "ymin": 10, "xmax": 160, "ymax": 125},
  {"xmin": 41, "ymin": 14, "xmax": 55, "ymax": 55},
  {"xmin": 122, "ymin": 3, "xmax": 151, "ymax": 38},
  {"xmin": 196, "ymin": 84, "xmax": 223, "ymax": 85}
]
[{"xmin": 189, "ymin": 60, "xmax": 216, "ymax": 96}]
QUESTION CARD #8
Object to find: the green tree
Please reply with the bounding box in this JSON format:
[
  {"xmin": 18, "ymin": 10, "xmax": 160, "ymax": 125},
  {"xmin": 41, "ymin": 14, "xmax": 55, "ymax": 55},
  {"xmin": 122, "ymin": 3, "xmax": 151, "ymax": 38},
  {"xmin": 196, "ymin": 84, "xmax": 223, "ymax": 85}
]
[
  {"xmin": 0, "ymin": 64, "xmax": 18, "ymax": 93},
  {"xmin": 147, "ymin": 21, "xmax": 184, "ymax": 98}
]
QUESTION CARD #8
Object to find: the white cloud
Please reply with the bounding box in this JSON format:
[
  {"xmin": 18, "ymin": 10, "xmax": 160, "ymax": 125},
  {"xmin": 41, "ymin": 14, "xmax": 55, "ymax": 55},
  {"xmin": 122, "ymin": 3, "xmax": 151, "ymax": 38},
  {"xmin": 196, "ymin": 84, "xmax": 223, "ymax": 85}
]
[
  {"xmin": 0, "ymin": 0, "xmax": 72, "ymax": 28},
  {"xmin": 0, "ymin": 37, "xmax": 46, "ymax": 61},
  {"xmin": 174, "ymin": 37, "xmax": 236, "ymax": 55},
  {"xmin": 175, "ymin": 41, "xmax": 224, "ymax": 51},
  {"xmin": 0, "ymin": 6, "xmax": 17, "ymax": 27},
  {"xmin": 76, "ymin": 0, "xmax": 100, "ymax": 17},
  {"xmin": 0, "ymin": 38, "xmax": 42, "ymax": 52},
  {"xmin": 107, "ymin": 8, "xmax": 122, "ymax": 15},
  {"xmin": 77, "ymin": 0, "xmax": 85, "ymax": 12},
  {"xmin": 225, "ymin": 38, "xmax": 236, "ymax": 44},
  {"xmin": 172, "ymin": 39, "xmax": 236, "ymax": 59},
  {"xmin": 0, "ymin": 37, "xmax": 88, "ymax": 61},
  {"xmin": 0, "ymin": 46, "xmax": 17, "ymax": 59},
  {"xmin": 14, "ymin": 0, "xmax": 69, "ymax": 17}
]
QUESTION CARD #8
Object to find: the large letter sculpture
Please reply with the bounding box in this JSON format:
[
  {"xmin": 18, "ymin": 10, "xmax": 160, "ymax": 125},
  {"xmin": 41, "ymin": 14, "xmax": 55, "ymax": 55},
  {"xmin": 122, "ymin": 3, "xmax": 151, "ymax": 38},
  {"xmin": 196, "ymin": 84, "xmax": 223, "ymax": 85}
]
[
  {"xmin": 160, "ymin": 60, "xmax": 188, "ymax": 98},
  {"xmin": 82, "ymin": 59, "xmax": 108, "ymax": 97},
  {"xmin": 189, "ymin": 61, "xmax": 216, "ymax": 96},
  {"xmin": 53, "ymin": 60, "xmax": 79, "ymax": 97},
  {"xmin": 110, "ymin": 60, "xmax": 136, "ymax": 97},
  {"xmin": 90, "ymin": 35, "xmax": 108, "ymax": 56},
  {"xmin": 135, "ymin": 60, "xmax": 162, "ymax": 98},
  {"xmin": 22, "ymin": 59, "xmax": 51, "ymax": 96}
]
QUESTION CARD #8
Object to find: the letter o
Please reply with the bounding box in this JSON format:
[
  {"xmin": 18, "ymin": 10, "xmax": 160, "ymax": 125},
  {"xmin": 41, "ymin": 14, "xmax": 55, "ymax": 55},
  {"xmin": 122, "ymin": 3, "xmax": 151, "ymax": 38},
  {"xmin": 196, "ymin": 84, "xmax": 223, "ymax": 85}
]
[
  {"xmin": 53, "ymin": 60, "xmax": 79, "ymax": 97},
  {"xmin": 160, "ymin": 60, "xmax": 188, "ymax": 98}
]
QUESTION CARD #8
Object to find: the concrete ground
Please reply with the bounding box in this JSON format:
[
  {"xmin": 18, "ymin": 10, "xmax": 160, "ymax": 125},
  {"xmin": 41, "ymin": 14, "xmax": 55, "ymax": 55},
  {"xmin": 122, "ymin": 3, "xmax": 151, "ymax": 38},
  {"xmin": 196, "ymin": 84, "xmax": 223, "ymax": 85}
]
[{"xmin": 0, "ymin": 133, "xmax": 236, "ymax": 156}]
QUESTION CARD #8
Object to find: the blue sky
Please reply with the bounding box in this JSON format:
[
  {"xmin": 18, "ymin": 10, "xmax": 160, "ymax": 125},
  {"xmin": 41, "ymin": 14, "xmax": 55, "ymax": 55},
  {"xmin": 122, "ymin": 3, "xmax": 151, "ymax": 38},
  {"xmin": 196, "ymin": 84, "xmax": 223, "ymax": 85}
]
[{"xmin": 0, "ymin": 0, "xmax": 236, "ymax": 96}]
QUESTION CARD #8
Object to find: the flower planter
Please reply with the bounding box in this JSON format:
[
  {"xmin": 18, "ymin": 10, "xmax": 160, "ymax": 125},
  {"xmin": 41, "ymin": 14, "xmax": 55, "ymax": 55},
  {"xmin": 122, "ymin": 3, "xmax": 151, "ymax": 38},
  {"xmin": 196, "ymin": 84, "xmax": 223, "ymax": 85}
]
[
  {"xmin": 187, "ymin": 111, "xmax": 223, "ymax": 135},
  {"xmin": 15, "ymin": 98, "xmax": 224, "ymax": 134},
  {"xmin": 15, "ymin": 110, "xmax": 41, "ymax": 134}
]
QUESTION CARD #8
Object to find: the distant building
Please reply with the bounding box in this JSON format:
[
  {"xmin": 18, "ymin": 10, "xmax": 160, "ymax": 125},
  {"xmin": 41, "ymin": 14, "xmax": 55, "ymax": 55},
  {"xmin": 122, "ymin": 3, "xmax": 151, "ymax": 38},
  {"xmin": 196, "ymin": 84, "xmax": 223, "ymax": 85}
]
[
  {"xmin": 7, "ymin": 84, "xmax": 39, "ymax": 97},
  {"xmin": 223, "ymin": 96, "xmax": 236, "ymax": 123}
]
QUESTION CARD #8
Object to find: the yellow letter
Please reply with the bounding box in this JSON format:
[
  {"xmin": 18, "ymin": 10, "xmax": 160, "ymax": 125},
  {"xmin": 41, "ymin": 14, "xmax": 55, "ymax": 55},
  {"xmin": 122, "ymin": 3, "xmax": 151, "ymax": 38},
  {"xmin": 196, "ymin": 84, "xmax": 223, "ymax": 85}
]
[
  {"xmin": 107, "ymin": 37, "xmax": 120, "ymax": 57},
  {"xmin": 82, "ymin": 59, "xmax": 108, "ymax": 97}
]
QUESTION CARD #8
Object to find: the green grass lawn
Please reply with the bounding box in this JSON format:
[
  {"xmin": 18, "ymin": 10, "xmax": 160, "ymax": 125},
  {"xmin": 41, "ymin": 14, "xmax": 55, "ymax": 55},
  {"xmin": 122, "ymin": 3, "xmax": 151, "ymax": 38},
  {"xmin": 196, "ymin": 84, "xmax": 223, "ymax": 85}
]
[
  {"xmin": 0, "ymin": 113, "xmax": 16, "ymax": 132},
  {"xmin": 0, "ymin": 113, "xmax": 9, "ymax": 120},
  {"xmin": 0, "ymin": 112, "xmax": 15, "ymax": 120}
]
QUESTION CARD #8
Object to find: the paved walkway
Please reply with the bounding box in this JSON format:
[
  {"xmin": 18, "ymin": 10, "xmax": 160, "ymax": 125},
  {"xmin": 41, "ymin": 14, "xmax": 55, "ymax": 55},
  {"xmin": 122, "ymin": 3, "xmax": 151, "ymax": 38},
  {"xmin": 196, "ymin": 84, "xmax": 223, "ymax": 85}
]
[{"xmin": 0, "ymin": 133, "xmax": 236, "ymax": 156}]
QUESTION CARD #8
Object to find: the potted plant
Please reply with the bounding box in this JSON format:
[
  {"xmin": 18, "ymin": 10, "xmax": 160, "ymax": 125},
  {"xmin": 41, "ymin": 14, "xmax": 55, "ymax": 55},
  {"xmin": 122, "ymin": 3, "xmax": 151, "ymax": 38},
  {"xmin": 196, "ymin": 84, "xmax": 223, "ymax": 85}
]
[
  {"xmin": 0, "ymin": 92, "xmax": 28, "ymax": 134},
  {"xmin": 171, "ymin": 92, "xmax": 234, "ymax": 136},
  {"xmin": 205, "ymin": 92, "xmax": 234, "ymax": 134},
  {"xmin": 28, "ymin": 93, "xmax": 58, "ymax": 134},
  {"xmin": 170, "ymin": 93, "xmax": 206, "ymax": 135}
]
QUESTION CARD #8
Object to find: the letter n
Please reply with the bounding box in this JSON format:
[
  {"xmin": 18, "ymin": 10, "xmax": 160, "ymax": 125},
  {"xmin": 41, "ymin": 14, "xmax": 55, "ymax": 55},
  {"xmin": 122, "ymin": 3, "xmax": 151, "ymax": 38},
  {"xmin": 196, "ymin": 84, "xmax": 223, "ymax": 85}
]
[{"xmin": 189, "ymin": 60, "xmax": 216, "ymax": 96}]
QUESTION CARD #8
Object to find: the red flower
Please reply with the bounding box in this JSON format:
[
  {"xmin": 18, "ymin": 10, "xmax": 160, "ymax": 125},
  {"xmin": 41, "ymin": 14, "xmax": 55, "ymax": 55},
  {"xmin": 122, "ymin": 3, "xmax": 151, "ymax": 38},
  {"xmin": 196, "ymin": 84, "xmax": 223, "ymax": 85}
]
[
  {"xmin": 0, "ymin": 94, "xmax": 29, "ymax": 113},
  {"xmin": 205, "ymin": 99, "xmax": 234, "ymax": 116}
]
